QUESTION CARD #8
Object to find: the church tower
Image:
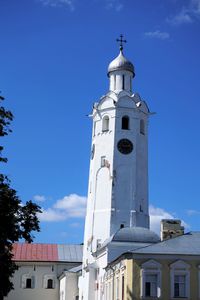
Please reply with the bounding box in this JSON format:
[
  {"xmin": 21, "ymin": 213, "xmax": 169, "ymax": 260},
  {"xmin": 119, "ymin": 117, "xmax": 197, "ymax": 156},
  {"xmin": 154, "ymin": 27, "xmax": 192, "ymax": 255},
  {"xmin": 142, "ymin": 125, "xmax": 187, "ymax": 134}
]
[{"xmin": 81, "ymin": 36, "xmax": 152, "ymax": 299}]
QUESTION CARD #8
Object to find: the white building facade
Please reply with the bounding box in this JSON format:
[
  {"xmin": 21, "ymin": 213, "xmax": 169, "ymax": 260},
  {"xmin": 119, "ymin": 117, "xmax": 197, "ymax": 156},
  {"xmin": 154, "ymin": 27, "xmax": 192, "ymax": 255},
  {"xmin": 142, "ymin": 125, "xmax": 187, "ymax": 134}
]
[{"xmin": 6, "ymin": 243, "xmax": 82, "ymax": 300}]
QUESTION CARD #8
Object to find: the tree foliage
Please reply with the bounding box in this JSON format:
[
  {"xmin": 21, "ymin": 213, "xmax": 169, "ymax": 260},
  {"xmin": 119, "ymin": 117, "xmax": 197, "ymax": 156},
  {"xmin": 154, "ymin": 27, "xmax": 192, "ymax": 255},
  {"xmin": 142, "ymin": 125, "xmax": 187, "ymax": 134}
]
[
  {"xmin": 0, "ymin": 95, "xmax": 41, "ymax": 299},
  {"xmin": 0, "ymin": 95, "xmax": 13, "ymax": 163}
]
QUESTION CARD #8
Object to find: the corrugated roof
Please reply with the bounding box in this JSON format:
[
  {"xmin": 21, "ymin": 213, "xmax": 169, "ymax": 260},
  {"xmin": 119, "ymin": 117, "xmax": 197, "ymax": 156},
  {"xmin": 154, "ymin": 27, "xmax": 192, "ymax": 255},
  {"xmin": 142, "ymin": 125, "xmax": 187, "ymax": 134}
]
[
  {"xmin": 12, "ymin": 243, "xmax": 83, "ymax": 262},
  {"xmin": 58, "ymin": 244, "xmax": 83, "ymax": 262},
  {"xmin": 130, "ymin": 232, "xmax": 200, "ymax": 256}
]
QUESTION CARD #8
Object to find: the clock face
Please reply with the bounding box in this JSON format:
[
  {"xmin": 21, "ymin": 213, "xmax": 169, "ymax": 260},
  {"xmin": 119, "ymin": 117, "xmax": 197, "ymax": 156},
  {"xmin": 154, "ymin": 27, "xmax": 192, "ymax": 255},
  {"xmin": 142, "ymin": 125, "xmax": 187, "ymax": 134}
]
[{"xmin": 117, "ymin": 139, "xmax": 133, "ymax": 154}]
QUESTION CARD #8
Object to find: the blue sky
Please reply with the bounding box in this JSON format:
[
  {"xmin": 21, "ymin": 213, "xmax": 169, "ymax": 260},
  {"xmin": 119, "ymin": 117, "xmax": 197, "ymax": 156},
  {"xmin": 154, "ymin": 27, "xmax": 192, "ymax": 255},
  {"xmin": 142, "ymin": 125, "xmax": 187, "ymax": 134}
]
[{"xmin": 1, "ymin": 0, "xmax": 200, "ymax": 244}]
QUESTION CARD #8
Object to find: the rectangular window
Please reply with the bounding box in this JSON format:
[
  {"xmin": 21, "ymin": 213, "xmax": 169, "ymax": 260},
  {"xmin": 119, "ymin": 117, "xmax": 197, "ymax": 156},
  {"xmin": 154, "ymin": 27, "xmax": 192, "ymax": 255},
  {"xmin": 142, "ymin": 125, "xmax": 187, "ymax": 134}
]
[
  {"xmin": 47, "ymin": 278, "xmax": 53, "ymax": 289},
  {"xmin": 26, "ymin": 278, "xmax": 32, "ymax": 289},
  {"xmin": 122, "ymin": 75, "xmax": 125, "ymax": 90},
  {"xmin": 174, "ymin": 275, "xmax": 186, "ymax": 297},
  {"xmin": 145, "ymin": 274, "xmax": 157, "ymax": 297}
]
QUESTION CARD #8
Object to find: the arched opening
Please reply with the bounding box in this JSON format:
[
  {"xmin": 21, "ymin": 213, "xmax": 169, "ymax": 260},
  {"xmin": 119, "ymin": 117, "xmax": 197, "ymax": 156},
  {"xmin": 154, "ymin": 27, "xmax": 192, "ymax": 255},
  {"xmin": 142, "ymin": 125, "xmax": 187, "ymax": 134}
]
[
  {"xmin": 47, "ymin": 278, "xmax": 53, "ymax": 289},
  {"xmin": 140, "ymin": 119, "xmax": 145, "ymax": 135},
  {"xmin": 102, "ymin": 116, "xmax": 109, "ymax": 132},
  {"xmin": 122, "ymin": 116, "xmax": 129, "ymax": 130}
]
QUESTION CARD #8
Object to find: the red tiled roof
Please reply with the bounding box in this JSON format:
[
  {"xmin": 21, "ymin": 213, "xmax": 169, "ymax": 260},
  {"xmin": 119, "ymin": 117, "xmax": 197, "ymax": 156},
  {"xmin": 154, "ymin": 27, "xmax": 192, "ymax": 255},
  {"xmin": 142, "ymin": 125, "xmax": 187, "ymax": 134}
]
[{"xmin": 12, "ymin": 243, "xmax": 58, "ymax": 262}]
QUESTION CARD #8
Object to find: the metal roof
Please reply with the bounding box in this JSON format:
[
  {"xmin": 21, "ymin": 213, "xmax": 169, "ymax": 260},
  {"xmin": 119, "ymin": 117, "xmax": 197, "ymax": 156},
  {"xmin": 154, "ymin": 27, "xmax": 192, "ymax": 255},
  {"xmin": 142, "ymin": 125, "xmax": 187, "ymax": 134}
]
[
  {"xmin": 108, "ymin": 50, "xmax": 135, "ymax": 76},
  {"xmin": 12, "ymin": 243, "xmax": 83, "ymax": 262},
  {"xmin": 113, "ymin": 227, "xmax": 160, "ymax": 243},
  {"xmin": 68, "ymin": 265, "xmax": 82, "ymax": 273},
  {"xmin": 130, "ymin": 232, "xmax": 200, "ymax": 256},
  {"xmin": 57, "ymin": 244, "xmax": 83, "ymax": 262}
]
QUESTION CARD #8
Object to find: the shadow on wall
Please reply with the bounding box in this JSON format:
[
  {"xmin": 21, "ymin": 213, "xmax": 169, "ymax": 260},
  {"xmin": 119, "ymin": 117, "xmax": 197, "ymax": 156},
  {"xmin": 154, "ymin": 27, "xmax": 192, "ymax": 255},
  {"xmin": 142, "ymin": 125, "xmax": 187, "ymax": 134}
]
[{"xmin": 127, "ymin": 286, "xmax": 133, "ymax": 300}]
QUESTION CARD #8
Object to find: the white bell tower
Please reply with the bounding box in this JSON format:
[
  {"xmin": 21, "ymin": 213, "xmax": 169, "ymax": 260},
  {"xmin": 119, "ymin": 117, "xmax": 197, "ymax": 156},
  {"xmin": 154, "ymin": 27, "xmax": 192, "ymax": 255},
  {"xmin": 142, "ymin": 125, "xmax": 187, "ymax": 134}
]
[{"xmin": 80, "ymin": 36, "xmax": 151, "ymax": 299}]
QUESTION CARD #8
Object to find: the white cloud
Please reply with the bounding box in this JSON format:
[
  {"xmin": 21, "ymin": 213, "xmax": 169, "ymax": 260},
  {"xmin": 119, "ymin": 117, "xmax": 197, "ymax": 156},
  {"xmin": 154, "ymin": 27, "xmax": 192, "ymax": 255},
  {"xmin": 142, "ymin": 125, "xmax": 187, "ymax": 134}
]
[
  {"xmin": 144, "ymin": 30, "xmax": 170, "ymax": 40},
  {"xmin": 38, "ymin": 193, "xmax": 189, "ymax": 238},
  {"xmin": 39, "ymin": 208, "xmax": 67, "ymax": 221},
  {"xmin": 186, "ymin": 209, "xmax": 200, "ymax": 216},
  {"xmin": 38, "ymin": 194, "xmax": 87, "ymax": 222},
  {"xmin": 149, "ymin": 205, "xmax": 174, "ymax": 234},
  {"xmin": 105, "ymin": 0, "xmax": 123, "ymax": 12},
  {"xmin": 167, "ymin": 0, "xmax": 200, "ymax": 25},
  {"xmin": 38, "ymin": 0, "xmax": 75, "ymax": 11},
  {"xmin": 33, "ymin": 195, "xmax": 46, "ymax": 202},
  {"xmin": 167, "ymin": 8, "xmax": 193, "ymax": 25},
  {"xmin": 54, "ymin": 194, "xmax": 85, "ymax": 209}
]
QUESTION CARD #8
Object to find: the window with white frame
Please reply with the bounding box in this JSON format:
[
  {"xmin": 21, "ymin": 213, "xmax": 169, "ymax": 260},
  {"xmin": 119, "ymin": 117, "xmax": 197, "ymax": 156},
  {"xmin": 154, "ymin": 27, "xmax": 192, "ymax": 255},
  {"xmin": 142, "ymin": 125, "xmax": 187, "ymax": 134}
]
[
  {"xmin": 21, "ymin": 274, "xmax": 35, "ymax": 289},
  {"xmin": 141, "ymin": 260, "xmax": 161, "ymax": 298},
  {"xmin": 174, "ymin": 275, "xmax": 186, "ymax": 297},
  {"xmin": 43, "ymin": 275, "xmax": 55, "ymax": 289},
  {"xmin": 102, "ymin": 116, "xmax": 109, "ymax": 132},
  {"xmin": 170, "ymin": 260, "xmax": 190, "ymax": 299},
  {"xmin": 145, "ymin": 274, "xmax": 158, "ymax": 297}
]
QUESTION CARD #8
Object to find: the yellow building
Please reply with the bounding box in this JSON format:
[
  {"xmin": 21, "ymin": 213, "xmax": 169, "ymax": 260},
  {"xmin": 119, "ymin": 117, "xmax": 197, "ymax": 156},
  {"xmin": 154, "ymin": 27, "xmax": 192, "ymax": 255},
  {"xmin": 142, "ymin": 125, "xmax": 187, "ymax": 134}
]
[{"xmin": 103, "ymin": 230, "xmax": 200, "ymax": 300}]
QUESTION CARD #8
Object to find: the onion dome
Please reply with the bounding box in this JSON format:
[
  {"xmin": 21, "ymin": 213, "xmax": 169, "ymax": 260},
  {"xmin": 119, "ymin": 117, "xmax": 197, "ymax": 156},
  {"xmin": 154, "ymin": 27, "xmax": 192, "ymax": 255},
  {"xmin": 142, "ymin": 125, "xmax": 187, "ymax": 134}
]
[{"xmin": 108, "ymin": 50, "xmax": 135, "ymax": 77}]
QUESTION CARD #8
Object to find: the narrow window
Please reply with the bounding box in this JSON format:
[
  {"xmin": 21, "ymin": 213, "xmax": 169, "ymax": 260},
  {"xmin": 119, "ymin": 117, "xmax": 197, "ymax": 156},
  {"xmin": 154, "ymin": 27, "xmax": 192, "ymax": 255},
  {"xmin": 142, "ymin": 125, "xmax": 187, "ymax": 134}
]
[
  {"xmin": 122, "ymin": 75, "xmax": 125, "ymax": 90},
  {"xmin": 170, "ymin": 260, "xmax": 190, "ymax": 298},
  {"xmin": 122, "ymin": 275, "xmax": 124, "ymax": 300},
  {"xmin": 140, "ymin": 119, "xmax": 145, "ymax": 135},
  {"xmin": 116, "ymin": 277, "xmax": 119, "ymax": 300},
  {"xmin": 174, "ymin": 275, "xmax": 186, "ymax": 297},
  {"xmin": 47, "ymin": 278, "xmax": 53, "ymax": 289},
  {"xmin": 122, "ymin": 116, "xmax": 129, "ymax": 130},
  {"xmin": 91, "ymin": 144, "xmax": 95, "ymax": 159},
  {"xmin": 101, "ymin": 156, "xmax": 106, "ymax": 167},
  {"xmin": 114, "ymin": 75, "xmax": 116, "ymax": 90},
  {"xmin": 26, "ymin": 278, "xmax": 32, "ymax": 289},
  {"xmin": 93, "ymin": 121, "xmax": 96, "ymax": 136},
  {"xmin": 102, "ymin": 116, "xmax": 109, "ymax": 132}
]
